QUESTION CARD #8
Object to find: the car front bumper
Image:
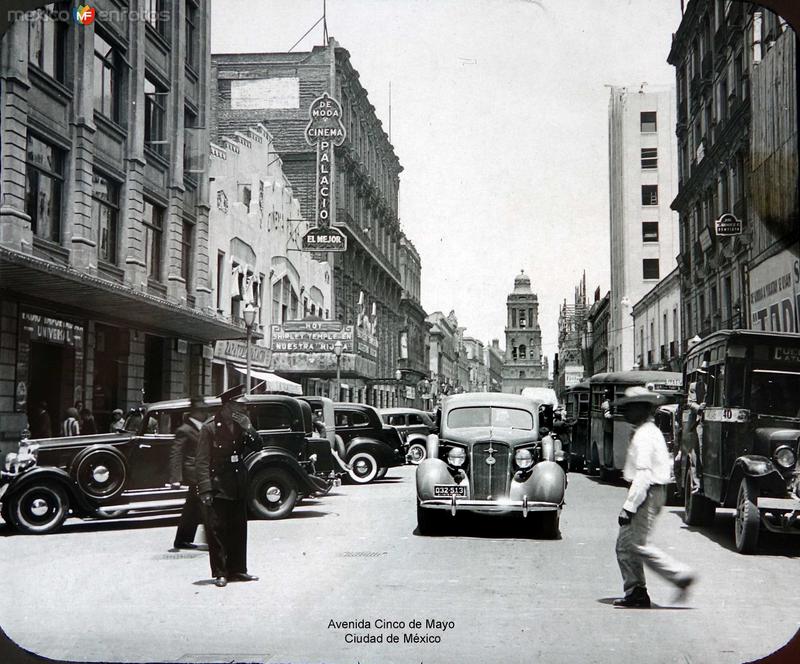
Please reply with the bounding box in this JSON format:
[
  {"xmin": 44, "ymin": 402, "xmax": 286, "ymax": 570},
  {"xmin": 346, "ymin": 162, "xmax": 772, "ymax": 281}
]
[{"xmin": 419, "ymin": 496, "xmax": 560, "ymax": 517}]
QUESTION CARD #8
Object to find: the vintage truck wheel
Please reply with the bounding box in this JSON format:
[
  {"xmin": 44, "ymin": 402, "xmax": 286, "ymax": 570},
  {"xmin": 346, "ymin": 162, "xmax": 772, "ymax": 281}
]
[
  {"xmin": 374, "ymin": 467, "xmax": 388, "ymax": 480},
  {"xmin": 734, "ymin": 479, "xmax": 760, "ymax": 554},
  {"xmin": 539, "ymin": 511, "xmax": 561, "ymax": 540},
  {"xmin": 248, "ymin": 467, "xmax": 298, "ymax": 520},
  {"xmin": 416, "ymin": 503, "xmax": 441, "ymax": 535},
  {"xmin": 10, "ymin": 482, "xmax": 70, "ymax": 535},
  {"xmin": 683, "ymin": 467, "xmax": 715, "ymax": 526},
  {"xmin": 407, "ymin": 443, "xmax": 427, "ymax": 465},
  {"xmin": 347, "ymin": 452, "xmax": 379, "ymax": 484}
]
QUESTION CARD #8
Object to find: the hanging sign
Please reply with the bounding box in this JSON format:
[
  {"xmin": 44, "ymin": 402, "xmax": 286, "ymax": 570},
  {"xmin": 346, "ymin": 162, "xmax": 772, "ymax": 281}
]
[
  {"xmin": 303, "ymin": 93, "xmax": 347, "ymax": 252},
  {"xmin": 715, "ymin": 213, "xmax": 743, "ymax": 237}
]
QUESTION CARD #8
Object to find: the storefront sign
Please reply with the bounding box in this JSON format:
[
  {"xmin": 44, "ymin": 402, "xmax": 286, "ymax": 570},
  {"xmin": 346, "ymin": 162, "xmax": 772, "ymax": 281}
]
[
  {"xmin": 302, "ymin": 227, "xmax": 347, "ymax": 252},
  {"xmin": 356, "ymin": 328, "xmax": 379, "ymax": 360},
  {"xmin": 271, "ymin": 321, "xmax": 355, "ymax": 353},
  {"xmin": 564, "ymin": 365, "xmax": 584, "ymax": 388},
  {"xmin": 715, "ymin": 213, "xmax": 743, "ymax": 237},
  {"xmin": 21, "ymin": 312, "xmax": 80, "ymax": 346},
  {"xmin": 749, "ymin": 248, "xmax": 800, "ymax": 332},
  {"xmin": 774, "ymin": 346, "xmax": 800, "ymax": 362},
  {"xmin": 214, "ymin": 340, "xmax": 271, "ymax": 367}
]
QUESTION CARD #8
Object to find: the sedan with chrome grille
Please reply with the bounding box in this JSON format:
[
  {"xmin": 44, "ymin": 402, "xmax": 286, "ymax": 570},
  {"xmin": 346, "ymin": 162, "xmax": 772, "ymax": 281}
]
[{"xmin": 415, "ymin": 392, "xmax": 566, "ymax": 537}]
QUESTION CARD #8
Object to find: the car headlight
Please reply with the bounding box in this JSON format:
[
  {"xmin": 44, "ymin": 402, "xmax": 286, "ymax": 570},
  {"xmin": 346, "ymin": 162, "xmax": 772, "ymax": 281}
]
[
  {"xmin": 447, "ymin": 447, "xmax": 466, "ymax": 467},
  {"xmin": 515, "ymin": 448, "xmax": 533, "ymax": 469},
  {"xmin": 4, "ymin": 452, "xmax": 18, "ymax": 472},
  {"xmin": 774, "ymin": 446, "xmax": 796, "ymax": 469}
]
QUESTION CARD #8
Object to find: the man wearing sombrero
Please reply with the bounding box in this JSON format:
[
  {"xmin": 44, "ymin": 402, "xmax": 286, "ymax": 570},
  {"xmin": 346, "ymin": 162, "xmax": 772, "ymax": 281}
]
[{"xmin": 614, "ymin": 386, "xmax": 696, "ymax": 608}]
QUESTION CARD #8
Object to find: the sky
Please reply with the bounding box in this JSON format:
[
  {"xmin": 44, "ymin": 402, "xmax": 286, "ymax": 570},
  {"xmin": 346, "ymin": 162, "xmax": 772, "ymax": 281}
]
[{"xmin": 211, "ymin": 0, "xmax": 683, "ymax": 366}]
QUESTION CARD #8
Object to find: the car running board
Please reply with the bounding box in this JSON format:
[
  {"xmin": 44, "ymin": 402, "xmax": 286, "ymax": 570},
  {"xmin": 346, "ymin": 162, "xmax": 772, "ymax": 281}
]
[{"xmin": 95, "ymin": 498, "xmax": 186, "ymax": 515}]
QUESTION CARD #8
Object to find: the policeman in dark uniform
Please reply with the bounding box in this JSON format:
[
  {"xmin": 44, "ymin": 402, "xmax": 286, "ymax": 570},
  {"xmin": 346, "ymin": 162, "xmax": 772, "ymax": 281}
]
[
  {"xmin": 195, "ymin": 385, "xmax": 261, "ymax": 587},
  {"xmin": 168, "ymin": 395, "xmax": 208, "ymax": 551}
]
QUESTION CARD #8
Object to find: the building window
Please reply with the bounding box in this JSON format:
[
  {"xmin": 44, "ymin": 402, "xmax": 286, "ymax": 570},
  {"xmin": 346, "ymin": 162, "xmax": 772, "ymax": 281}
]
[
  {"xmin": 643, "ymin": 258, "xmax": 660, "ymax": 280},
  {"xmin": 216, "ymin": 252, "xmax": 225, "ymax": 311},
  {"xmin": 25, "ymin": 134, "xmax": 64, "ymax": 243},
  {"xmin": 28, "ymin": 3, "xmax": 67, "ymax": 82},
  {"xmin": 519, "ymin": 344, "xmax": 527, "ymax": 360},
  {"xmin": 642, "ymin": 222, "xmax": 659, "ymax": 243},
  {"xmin": 185, "ymin": 0, "xmax": 198, "ymax": 68},
  {"xmin": 640, "ymin": 111, "xmax": 657, "ymax": 132},
  {"xmin": 143, "ymin": 200, "xmax": 164, "ymax": 281},
  {"xmin": 184, "ymin": 107, "xmax": 199, "ymax": 175},
  {"xmin": 92, "ymin": 172, "xmax": 120, "ymax": 264},
  {"xmin": 641, "ymin": 185, "xmax": 658, "ymax": 206},
  {"xmin": 181, "ymin": 220, "xmax": 193, "ymax": 285},
  {"xmin": 641, "ymin": 148, "xmax": 658, "ymax": 169},
  {"xmin": 93, "ymin": 32, "xmax": 121, "ymax": 122},
  {"xmin": 144, "ymin": 74, "xmax": 168, "ymax": 155},
  {"xmin": 238, "ymin": 183, "xmax": 252, "ymax": 207},
  {"xmin": 144, "ymin": 0, "xmax": 168, "ymax": 39}
]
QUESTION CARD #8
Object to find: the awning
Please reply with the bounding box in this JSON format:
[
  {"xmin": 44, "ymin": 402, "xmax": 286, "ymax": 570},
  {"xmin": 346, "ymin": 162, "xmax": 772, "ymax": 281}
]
[
  {"xmin": 233, "ymin": 364, "xmax": 302, "ymax": 395},
  {"xmin": 0, "ymin": 246, "xmax": 246, "ymax": 342}
]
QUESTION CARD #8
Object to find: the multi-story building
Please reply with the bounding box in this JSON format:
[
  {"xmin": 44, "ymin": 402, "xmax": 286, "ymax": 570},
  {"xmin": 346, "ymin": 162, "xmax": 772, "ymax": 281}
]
[
  {"xmin": 670, "ymin": 3, "xmax": 798, "ymax": 341},
  {"xmin": 207, "ymin": 123, "xmax": 332, "ymax": 395},
  {"xmin": 555, "ymin": 274, "xmax": 588, "ymax": 398},
  {"xmin": 427, "ymin": 310, "xmax": 459, "ymax": 403},
  {"xmin": 0, "ymin": 1, "xmax": 240, "ymax": 450},
  {"xmin": 210, "ymin": 39, "xmax": 409, "ymax": 407},
  {"xmin": 484, "ymin": 339, "xmax": 504, "ymax": 392},
  {"xmin": 462, "ymin": 337, "xmax": 487, "ymax": 392},
  {"xmin": 631, "ymin": 268, "xmax": 682, "ymax": 371},
  {"xmin": 583, "ymin": 289, "xmax": 611, "ymax": 377},
  {"xmin": 501, "ymin": 271, "xmax": 548, "ymax": 393},
  {"xmin": 608, "ymin": 85, "xmax": 680, "ymax": 372},
  {"xmin": 397, "ymin": 235, "xmax": 430, "ymax": 407}
]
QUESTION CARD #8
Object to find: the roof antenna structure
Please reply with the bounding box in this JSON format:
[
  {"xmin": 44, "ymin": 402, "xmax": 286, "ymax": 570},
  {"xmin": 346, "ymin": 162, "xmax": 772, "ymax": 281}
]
[{"xmin": 323, "ymin": 0, "xmax": 329, "ymax": 43}]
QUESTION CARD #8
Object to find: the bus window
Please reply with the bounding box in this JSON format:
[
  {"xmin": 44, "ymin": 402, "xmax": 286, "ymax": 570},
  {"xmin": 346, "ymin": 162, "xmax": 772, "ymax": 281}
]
[
  {"xmin": 749, "ymin": 369, "xmax": 800, "ymax": 417},
  {"xmin": 726, "ymin": 359, "xmax": 746, "ymax": 407}
]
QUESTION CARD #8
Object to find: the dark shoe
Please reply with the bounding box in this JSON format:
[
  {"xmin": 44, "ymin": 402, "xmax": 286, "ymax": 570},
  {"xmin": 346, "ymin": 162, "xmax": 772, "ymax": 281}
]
[
  {"xmin": 672, "ymin": 573, "xmax": 696, "ymax": 603},
  {"xmin": 173, "ymin": 542, "xmax": 199, "ymax": 550},
  {"xmin": 231, "ymin": 572, "xmax": 259, "ymax": 582},
  {"xmin": 214, "ymin": 576, "xmax": 227, "ymax": 588},
  {"xmin": 613, "ymin": 588, "xmax": 651, "ymax": 608}
]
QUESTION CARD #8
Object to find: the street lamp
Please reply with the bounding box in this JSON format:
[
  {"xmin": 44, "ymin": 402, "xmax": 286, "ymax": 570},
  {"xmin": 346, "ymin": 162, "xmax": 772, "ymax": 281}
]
[
  {"xmin": 333, "ymin": 340, "xmax": 343, "ymax": 401},
  {"xmin": 395, "ymin": 369, "xmax": 403, "ymax": 407},
  {"xmin": 243, "ymin": 303, "xmax": 257, "ymax": 395}
]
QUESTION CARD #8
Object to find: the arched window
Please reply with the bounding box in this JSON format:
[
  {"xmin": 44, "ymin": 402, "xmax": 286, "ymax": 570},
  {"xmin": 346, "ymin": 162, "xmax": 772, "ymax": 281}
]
[
  {"xmin": 519, "ymin": 344, "xmax": 527, "ymax": 359},
  {"xmin": 519, "ymin": 309, "xmax": 527, "ymax": 328}
]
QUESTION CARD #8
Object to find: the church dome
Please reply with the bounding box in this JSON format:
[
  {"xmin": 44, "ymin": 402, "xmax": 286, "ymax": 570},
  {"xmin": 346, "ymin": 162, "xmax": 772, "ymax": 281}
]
[{"xmin": 513, "ymin": 269, "xmax": 532, "ymax": 294}]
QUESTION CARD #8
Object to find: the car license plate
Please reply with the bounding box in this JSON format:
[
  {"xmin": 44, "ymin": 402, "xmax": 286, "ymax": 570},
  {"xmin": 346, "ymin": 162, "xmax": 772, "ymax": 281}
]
[{"xmin": 434, "ymin": 485, "xmax": 466, "ymax": 497}]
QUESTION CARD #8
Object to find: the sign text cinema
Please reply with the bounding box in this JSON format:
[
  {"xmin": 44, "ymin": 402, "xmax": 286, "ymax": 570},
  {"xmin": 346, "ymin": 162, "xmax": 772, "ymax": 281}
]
[{"xmin": 317, "ymin": 140, "xmax": 332, "ymax": 229}]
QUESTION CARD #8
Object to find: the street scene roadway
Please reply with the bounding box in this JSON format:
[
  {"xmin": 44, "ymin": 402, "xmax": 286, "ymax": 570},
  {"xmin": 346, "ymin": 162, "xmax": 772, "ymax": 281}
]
[{"xmin": 1, "ymin": 467, "xmax": 798, "ymax": 664}]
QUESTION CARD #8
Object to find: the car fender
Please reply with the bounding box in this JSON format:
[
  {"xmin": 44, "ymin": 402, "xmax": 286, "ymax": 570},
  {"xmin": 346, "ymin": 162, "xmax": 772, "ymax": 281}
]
[
  {"xmin": 2, "ymin": 466, "xmax": 97, "ymax": 514},
  {"xmin": 246, "ymin": 448, "xmax": 331, "ymax": 495},
  {"xmin": 416, "ymin": 458, "xmax": 458, "ymax": 500},
  {"xmin": 346, "ymin": 437, "xmax": 397, "ymax": 467},
  {"xmin": 426, "ymin": 433, "xmax": 440, "ymax": 459},
  {"xmin": 526, "ymin": 461, "xmax": 566, "ymax": 505},
  {"xmin": 405, "ymin": 432, "xmax": 428, "ymax": 447},
  {"xmin": 725, "ymin": 455, "xmax": 787, "ymax": 504}
]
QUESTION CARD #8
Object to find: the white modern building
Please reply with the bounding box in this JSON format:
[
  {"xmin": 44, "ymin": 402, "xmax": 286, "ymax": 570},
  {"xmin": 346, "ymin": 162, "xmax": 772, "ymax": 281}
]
[{"xmin": 608, "ymin": 85, "xmax": 680, "ymax": 371}]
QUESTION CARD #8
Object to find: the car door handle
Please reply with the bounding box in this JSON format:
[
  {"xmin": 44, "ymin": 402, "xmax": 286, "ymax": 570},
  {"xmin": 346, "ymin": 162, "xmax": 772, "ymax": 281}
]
[{"xmin": 139, "ymin": 443, "xmax": 151, "ymax": 449}]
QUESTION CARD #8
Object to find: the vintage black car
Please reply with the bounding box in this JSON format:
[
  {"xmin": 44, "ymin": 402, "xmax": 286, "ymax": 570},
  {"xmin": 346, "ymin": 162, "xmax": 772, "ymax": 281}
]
[
  {"xmin": 415, "ymin": 392, "xmax": 566, "ymax": 538},
  {"xmin": 379, "ymin": 407, "xmax": 436, "ymax": 464},
  {"xmin": 334, "ymin": 403, "xmax": 406, "ymax": 483},
  {"xmin": 677, "ymin": 330, "xmax": 800, "ymax": 554},
  {"xmin": 0, "ymin": 394, "xmax": 337, "ymax": 534}
]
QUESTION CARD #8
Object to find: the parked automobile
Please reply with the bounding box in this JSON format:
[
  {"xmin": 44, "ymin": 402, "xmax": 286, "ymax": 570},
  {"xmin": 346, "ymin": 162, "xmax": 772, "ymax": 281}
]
[
  {"xmin": 676, "ymin": 330, "xmax": 800, "ymax": 554},
  {"xmin": 298, "ymin": 395, "xmax": 351, "ymax": 470},
  {"xmin": 379, "ymin": 407, "xmax": 436, "ymax": 464},
  {"xmin": 333, "ymin": 403, "xmax": 406, "ymax": 483},
  {"xmin": 0, "ymin": 394, "xmax": 336, "ymax": 534},
  {"xmin": 415, "ymin": 392, "xmax": 566, "ymax": 537}
]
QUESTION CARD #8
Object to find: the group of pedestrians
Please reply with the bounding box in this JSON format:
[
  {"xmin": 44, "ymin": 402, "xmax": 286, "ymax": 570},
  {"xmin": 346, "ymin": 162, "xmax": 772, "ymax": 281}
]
[
  {"xmin": 167, "ymin": 385, "xmax": 259, "ymax": 588},
  {"xmin": 29, "ymin": 400, "xmax": 120, "ymax": 439}
]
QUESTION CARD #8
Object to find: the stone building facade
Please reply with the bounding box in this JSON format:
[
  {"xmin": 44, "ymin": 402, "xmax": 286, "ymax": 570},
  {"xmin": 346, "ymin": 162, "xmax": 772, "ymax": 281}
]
[
  {"xmin": 631, "ymin": 268, "xmax": 682, "ymax": 371},
  {"xmin": 583, "ymin": 290, "xmax": 611, "ymax": 377},
  {"xmin": 554, "ymin": 274, "xmax": 587, "ymax": 399},
  {"xmin": 397, "ymin": 236, "xmax": 430, "ymax": 408},
  {"xmin": 426, "ymin": 310, "xmax": 459, "ymax": 403},
  {"xmin": 484, "ymin": 340, "xmax": 504, "ymax": 392},
  {"xmin": 501, "ymin": 271, "xmax": 548, "ymax": 394},
  {"xmin": 210, "ymin": 39, "xmax": 413, "ymax": 406},
  {"xmin": 0, "ymin": 0, "xmax": 240, "ymax": 450}
]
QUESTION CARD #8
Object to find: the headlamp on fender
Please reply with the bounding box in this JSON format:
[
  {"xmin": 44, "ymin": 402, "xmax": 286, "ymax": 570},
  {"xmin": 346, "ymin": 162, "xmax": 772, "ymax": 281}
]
[
  {"xmin": 447, "ymin": 447, "xmax": 466, "ymax": 467},
  {"xmin": 774, "ymin": 446, "xmax": 796, "ymax": 470},
  {"xmin": 514, "ymin": 448, "xmax": 534, "ymax": 470}
]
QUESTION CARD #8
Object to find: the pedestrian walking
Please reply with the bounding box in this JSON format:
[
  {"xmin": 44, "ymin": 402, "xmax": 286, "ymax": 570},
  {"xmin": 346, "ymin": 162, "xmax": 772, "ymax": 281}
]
[
  {"xmin": 62, "ymin": 408, "xmax": 81, "ymax": 437},
  {"xmin": 195, "ymin": 385, "xmax": 261, "ymax": 587},
  {"xmin": 169, "ymin": 396, "xmax": 209, "ymax": 552},
  {"xmin": 30, "ymin": 401, "xmax": 52, "ymax": 439},
  {"xmin": 79, "ymin": 407, "xmax": 97, "ymax": 435},
  {"xmin": 683, "ymin": 361, "xmax": 709, "ymax": 494},
  {"xmin": 110, "ymin": 409, "xmax": 126, "ymax": 433},
  {"xmin": 613, "ymin": 386, "xmax": 696, "ymax": 608}
]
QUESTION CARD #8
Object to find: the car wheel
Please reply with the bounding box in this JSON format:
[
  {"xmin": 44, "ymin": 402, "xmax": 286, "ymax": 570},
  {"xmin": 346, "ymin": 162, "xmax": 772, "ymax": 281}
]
[
  {"xmin": 538, "ymin": 511, "xmax": 561, "ymax": 540},
  {"xmin": 374, "ymin": 467, "xmax": 388, "ymax": 480},
  {"xmin": 735, "ymin": 479, "xmax": 760, "ymax": 554},
  {"xmin": 10, "ymin": 482, "xmax": 70, "ymax": 535},
  {"xmin": 347, "ymin": 452, "xmax": 379, "ymax": 484},
  {"xmin": 248, "ymin": 467, "xmax": 298, "ymax": 520},
  {"xmin": 683, "ymin": 467, "xmax": 715, "ymax": 526},
  {"xmin": 416, "ymin": 502, "xmax": 441, "ymax": 535},
  {"xmin": 407, "ymin": 442, "xmax": 427, "ymax": 465}
]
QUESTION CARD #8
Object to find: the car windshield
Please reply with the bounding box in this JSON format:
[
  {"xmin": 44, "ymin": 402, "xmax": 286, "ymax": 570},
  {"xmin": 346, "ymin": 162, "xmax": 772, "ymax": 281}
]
[
  {"xmin": 447, "ymin": 406, "xmax": 533, "ymax": 430},
  {"xmin": 750, "ymin": 370, "xmax": 800, "ymax": 418}
]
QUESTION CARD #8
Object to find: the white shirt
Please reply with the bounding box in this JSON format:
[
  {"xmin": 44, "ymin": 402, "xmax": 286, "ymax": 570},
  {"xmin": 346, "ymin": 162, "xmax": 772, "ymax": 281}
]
[{"xmin": 622, "ymin": 420, "xmax": 672, "ymax": 513}]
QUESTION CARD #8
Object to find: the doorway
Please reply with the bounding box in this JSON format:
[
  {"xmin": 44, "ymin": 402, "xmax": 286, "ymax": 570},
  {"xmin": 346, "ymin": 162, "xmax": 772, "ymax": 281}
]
[
  {"xmin": 144, "ymin": 335, "xmax": 166, "ymax": 403},
  {"xmin": 27, "ymin": 341, "xmax": 66, "ymax": 438}
]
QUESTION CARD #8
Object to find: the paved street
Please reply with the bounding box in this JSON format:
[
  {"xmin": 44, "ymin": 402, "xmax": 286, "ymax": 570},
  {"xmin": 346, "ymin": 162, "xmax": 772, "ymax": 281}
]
[{"xmin": 1, "ymin": 467, "xmax": 799, "ymax": 664}]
